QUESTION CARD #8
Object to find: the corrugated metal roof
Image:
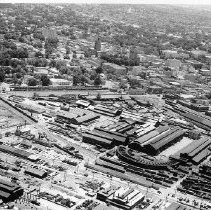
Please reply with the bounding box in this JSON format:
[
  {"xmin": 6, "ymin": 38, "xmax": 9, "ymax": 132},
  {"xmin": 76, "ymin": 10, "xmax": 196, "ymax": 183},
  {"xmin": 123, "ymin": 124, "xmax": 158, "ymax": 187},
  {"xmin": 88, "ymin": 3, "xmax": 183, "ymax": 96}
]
[
  {"xmin": 192, "ymin": 149, "xmax": 210, "ymax": 164},
  {"xmin": 176, "ymin": 137, "xmax": 209, "ymax": 156},
  {"xmin": 83, "ymin": 133, "xmax": 112, "ymax": 145},
  {"xmin": 149, "ymin": 128, "xmax": 185, "ymax": 151},
  {"xmin": 0, "ymin": 190, "xmax": 10, "ymax": 199},
  {"xmin": 189, "ymin": 138, "xmax": 211, "ymax": 158},
  {"xmin": 25, "ymin": 167, "xmax": 46, "ymax": 177},
  {"xmin": 75, "ymin": 113, "xmax": 99, "ymax": 124}
]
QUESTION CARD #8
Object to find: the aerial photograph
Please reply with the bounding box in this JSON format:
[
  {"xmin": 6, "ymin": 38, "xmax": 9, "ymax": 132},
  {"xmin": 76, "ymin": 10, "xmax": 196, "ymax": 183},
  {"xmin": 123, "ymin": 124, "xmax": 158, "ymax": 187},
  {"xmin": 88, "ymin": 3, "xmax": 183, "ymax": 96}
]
[{"xmin": 0, "ymin": 0, "xmax": 211, "ymax": 209}]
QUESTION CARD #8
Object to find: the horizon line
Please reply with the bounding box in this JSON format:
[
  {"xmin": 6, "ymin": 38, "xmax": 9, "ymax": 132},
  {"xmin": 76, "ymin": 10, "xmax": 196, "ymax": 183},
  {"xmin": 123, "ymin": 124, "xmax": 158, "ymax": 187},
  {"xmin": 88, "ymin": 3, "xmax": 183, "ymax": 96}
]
[{"xmin": 1, "ymin": 0, "xmax": 211, "ymax": 5}]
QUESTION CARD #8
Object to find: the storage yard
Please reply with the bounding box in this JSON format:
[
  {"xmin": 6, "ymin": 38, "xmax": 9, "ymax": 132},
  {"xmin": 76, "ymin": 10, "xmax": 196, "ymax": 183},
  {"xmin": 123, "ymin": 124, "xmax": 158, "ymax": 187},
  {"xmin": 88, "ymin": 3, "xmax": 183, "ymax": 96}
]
[{"xmin": 0, "ymin": 92, "xmax": 210, "ymax": 210}]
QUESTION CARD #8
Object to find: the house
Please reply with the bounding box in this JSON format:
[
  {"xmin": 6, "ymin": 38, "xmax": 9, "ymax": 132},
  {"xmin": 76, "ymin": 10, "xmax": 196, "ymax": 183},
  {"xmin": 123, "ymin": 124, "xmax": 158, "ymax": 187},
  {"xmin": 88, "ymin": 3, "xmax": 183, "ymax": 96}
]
[
  {"xmin": 102, "ymin": 63, "xmax": 127, "ymax": 76},
  {"xmin": 50, "ymin": 78, "xmax": 72, "ymax": 86}
]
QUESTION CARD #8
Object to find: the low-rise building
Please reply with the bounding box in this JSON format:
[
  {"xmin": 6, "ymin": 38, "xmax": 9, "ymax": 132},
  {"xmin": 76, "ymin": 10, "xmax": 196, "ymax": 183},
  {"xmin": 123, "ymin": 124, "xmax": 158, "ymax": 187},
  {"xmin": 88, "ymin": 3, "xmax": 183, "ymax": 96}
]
[
  {"xmin": 102, "ymin": 63, "xmax": 127, "ymax": 76},
  {"xmin": 50, "ymin": 78, "xmax": 72, "ymax": 86}
]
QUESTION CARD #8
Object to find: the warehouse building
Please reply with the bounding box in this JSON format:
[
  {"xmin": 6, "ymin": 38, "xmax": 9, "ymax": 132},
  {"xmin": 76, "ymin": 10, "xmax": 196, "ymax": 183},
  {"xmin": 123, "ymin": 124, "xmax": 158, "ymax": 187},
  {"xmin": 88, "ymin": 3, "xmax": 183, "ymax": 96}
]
[
  {"xmin": 178, "ymin": 100, "xmax": 209, "ymax": 112},
  {"xmin": 82, "ymin": 133, "xmax": 113, "ymax": 148},
  {"xmin": 165, "ymin": 203, "xmax": 187, "ymax": 210},
  {"xmin": 56, "ymin": 112, "xmax": 78, "ymax": 124},
  {"xmin": 174, "ymin": 104, "xmax": 211, "ymax": 131},
  {"xmin": 143, "ymin": 127, "xmax": 186, "ymax": 156},
  {"xmin": 172, "ymin": 137, "xmax": 211, "ymax": 164},
  {"xmin": 0, "ymin": 179, "xmax": 23, "ymax": 202},
  {"xmin": 25, "ymin": 167, "xmax": 47, "ymax": 179},
  {"xmin": 0, "ymin": 144, "xmax": 37, "ymax": 161},
  {"xmin": 120, "ymin": 110, "xmax": 144, "ymax": 122},
  {"xmin": 82, "ymin": 127, "xmax": 127, "ymax": 148},
  {"xmin": 97, "ymin": 186, "xmax": 119, "ymax": 201},
  {"xmin": 129, "ymin": 125, "xmax": 169, "ymax": 151},
  {"xmin": 94, "ymin": 128, "xmax": 127, "ymax": 144},
  {"xmin": 56, "ymin": 110, "xmax": 99, "ymax": 125},
  {"xmin": 131, "ymin": 97, "xmax": 151, "ymax": 107},
  {"xmin": 93, "ymin": 105, "xmax": 122, "ymax": 117},
  {"xmin": 70, "ymin": 113, "xmax": 100, "ymax": 125},
  {"xmin": 104, "ymin": 121, "xmax": 135, "ymax": 134},
  {"xmin": 76, "ymin": 100, "xmax": 90, "ymax": 108},
  {"xmin": 97, "ymin": 186, "xmax": 144, "ymax": 210}
]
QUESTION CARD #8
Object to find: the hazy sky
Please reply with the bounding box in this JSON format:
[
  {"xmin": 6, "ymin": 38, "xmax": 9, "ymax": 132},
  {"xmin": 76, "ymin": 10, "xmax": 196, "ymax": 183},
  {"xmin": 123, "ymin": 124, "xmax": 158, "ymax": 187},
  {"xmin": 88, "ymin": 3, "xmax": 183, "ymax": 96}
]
[{"xmin": 1, "ymin": 0, "xmax": 211, "ymax": 4}]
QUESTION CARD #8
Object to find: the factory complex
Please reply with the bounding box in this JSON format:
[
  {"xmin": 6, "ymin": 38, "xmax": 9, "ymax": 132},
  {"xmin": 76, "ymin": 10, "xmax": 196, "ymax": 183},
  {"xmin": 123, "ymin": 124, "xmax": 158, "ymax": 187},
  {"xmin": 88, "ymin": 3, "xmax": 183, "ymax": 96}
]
[{"xmin": 0, "ymin": 90, "xmax": 210, "ymax": 210}]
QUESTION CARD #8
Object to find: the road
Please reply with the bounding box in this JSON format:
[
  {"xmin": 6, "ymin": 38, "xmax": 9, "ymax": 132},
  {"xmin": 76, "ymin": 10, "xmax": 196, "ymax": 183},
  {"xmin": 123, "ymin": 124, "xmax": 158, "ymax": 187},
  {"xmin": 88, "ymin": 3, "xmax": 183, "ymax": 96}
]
[{"xmin": 9, "ymin": 89, "xmax": 111, "ymax": 97}]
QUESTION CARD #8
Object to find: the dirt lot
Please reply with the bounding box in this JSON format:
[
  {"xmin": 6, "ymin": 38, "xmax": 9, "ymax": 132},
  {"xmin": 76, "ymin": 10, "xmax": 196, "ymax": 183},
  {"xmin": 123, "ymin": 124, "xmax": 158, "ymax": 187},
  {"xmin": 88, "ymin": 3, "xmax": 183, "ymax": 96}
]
[{"xmin": 0, "ymin": 100, "xmax": 25, "ymax": 128}]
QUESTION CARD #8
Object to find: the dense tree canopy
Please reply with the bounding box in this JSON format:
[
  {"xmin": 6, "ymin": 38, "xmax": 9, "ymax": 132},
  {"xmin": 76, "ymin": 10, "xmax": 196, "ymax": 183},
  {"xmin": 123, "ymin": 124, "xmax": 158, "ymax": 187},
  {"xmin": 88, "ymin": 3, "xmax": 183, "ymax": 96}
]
[
  {"xmin": 28, "ymin": 78, "xmax": 37, "ymax": 86},
  {"xmin": 40, "ymin": 75, "xmax": 51, "ymax": 86}
]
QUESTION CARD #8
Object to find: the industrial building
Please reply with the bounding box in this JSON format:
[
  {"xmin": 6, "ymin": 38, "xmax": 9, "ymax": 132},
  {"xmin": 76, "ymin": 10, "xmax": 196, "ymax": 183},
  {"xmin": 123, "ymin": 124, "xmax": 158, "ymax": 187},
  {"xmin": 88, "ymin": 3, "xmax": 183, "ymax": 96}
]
[
  {"xmin": 97, "ymin": 187, "xmax": 144, "ymax": 210},
  {"xmin": 0, "ymin": 179, "xmax": 23, "ymax": 202},
  {"xmin": 76, "ymin": 100, "xmax": 90, "ymax": 108},
  {"xmin": 129, "ymin": 125, "xmax": 169, "ymax": 151},
  {"xmin": 174, "ymin": 104, "xmax": 211, "ymax": 131},
  {"xmin": 93, "ymin": 105, "xmax": 121, "ymax": 117},
  {"xmin": 116, "ymin": 145, "xmax": 173, "ymax": 170},
  {"xmin": 143, "ymin": 127, "xmax": 186, "ymax": 156},
  {"xmin": 129, "ymin": 126, "xmax": 186, "ymax": 156},
  {"xmin": 102, "ymin": 120, "xmax": 135, "ymax": 134},
  {"xmin": 178, "ymin": 100, "xmax": 209, "ymax": 112},
  {"xmin": 56, "ymin": 109, "xmax": 99, "ymax": 125},
  {"xmin": 165, "ymin": 203, "xmax": 189, "ymax": 210},
  {"xmin": 24, "ymin": 167, "xmax": 47, "ymax": 179},
  {"xmin": 172, "ymin": 137, "xmax": 211, "ymax": 164},
  {"xmin": 70, "ymin": 113, "xmax": 100, "ymax": 125},
  {"xmin": 0, "ymin": 144, "xmax": 37, "ymax": 161},
  {"xmin": 82, "ymin": 127, "xmax": 127, "ymax": 148},
  {"xmin": 131, "ymin": 97, "xmax": 151, "ymax": 107}
]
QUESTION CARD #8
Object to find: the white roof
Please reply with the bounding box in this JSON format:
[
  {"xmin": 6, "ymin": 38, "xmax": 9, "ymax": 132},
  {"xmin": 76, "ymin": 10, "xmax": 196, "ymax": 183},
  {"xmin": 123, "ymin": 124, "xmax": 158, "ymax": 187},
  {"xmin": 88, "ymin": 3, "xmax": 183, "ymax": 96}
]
[
  {"xmin": 114, "ymin": 187, "xmax": 125, "ymax": 198},
  {"xmin": 125, "ymin": 189, "xmax": 139, "ymax": 200},
  {"xmin": 50, "ymin": 78, "xmax": 70, "ymax": 82},
  {"xmin": 128, "ymin": 192, "xmax": 144, "ymax": 206},
  {"xmin": 180, "ymin": 94, "xmax": 195, "ymax": 99}
]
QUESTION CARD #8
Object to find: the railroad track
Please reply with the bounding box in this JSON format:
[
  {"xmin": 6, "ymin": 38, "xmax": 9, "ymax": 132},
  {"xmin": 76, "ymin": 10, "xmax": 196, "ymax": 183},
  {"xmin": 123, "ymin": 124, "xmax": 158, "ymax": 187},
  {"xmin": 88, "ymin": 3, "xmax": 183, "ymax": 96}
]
[{"xmin": 0, "ymin": 96, "xmax": 36, "ymax": 125}]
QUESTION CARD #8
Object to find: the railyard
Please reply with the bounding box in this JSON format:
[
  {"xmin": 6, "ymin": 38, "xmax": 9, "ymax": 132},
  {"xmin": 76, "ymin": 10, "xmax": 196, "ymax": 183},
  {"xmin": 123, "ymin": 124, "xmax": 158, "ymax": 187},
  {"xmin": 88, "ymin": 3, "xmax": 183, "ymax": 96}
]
[
  {"xmin": 0, "ymin": 91, "xmax": 210, "ymax": 210},
  {"xmin": 1, "ymin": 2, "xmax": 211, "ymax": 210}
]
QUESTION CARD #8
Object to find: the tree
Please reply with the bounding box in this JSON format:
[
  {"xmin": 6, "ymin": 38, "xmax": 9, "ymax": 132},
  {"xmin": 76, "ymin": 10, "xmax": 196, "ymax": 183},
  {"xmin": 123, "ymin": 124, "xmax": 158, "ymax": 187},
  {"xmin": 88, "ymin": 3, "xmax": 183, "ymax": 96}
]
[
  {"xmin": 19, "ymin": 36, "xmax": 25, "ymax": 43},
  {"xmin": 28, "ymin": 78, "xmax": 37, "ymax": 86},
  {"xmin": 40, "ymin": 75, "xmax": 51, "ymax": 86},
  {"xmin": 49, "ymin": 59, "xmax": 56, "ymax": 68},
  {"xmin": 11, "ymin": 59, "xmax": 19, "ymax": 68},
  {"xmin": 119, "ymin": 80, "xmax": 127, "ymax": 89},
  {"xmin": 81, "ymin": 75, "xmax": 88, "ymax": 85},
  {"xmin": 16, "ymin": 72, "xmax": 22, "ymax": 79},
  {"xmin": 12, "ymin": 74, "xmax": 18, "ymax": 85},
  {"xmin": 128, "ymin": 78, "xmax": 141, "ymax": 89},
  {"xmin": 96, "ymin": 92, "xmax": 101, "ymax": 100},
  {"xmin": 73, "ymin": 75, "xmax": 81, "ymax": 86},
  {"xmin": 56, "ymin": 60, "xmax": 66, "ymax": 70},
  {"xmin": 95, "ymin": 66, "xmax": 103, "ymax": 74},
  {"xmin": 0, "ymin": 71, "xmax": 5, "ymax": 82},
  {"xmin": 45, "ymin": 46, "xmax": 54, "ymax": 58},
  {"xmin": 59, "ymin": 66, "xmax": 68, "ymax": 75},
  {"xmin": 94, "ymin": 75, "xmax": 102, "ymax": 86},
  {"xmin": 35, "ymin": 51, "xmax": 43, "ymax": 58},
  {"xmin": 16, "ymin": 48, "xmax": 28, "ymax": 59}
]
